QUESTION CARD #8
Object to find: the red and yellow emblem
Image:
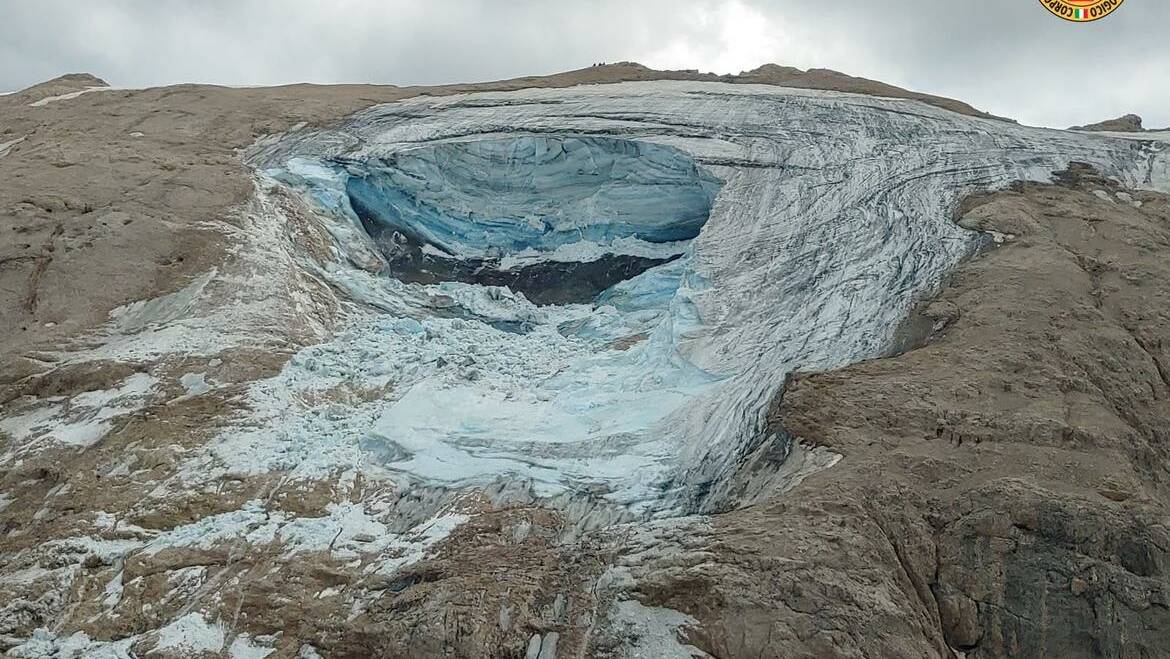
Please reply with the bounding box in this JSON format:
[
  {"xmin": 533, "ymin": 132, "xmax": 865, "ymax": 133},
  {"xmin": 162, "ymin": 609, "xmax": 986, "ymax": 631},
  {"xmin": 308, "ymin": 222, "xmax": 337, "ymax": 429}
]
[{"xmin": 1040, "ymin": 0, "xmax": 1124, "ymax": 22}]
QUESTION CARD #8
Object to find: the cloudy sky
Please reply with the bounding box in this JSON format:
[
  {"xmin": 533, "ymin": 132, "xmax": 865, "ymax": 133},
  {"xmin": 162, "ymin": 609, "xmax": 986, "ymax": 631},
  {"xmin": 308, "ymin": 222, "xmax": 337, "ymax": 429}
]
[{"xmin": 2, "ymin": 0, "xmax": 1166, "ymax": 128}]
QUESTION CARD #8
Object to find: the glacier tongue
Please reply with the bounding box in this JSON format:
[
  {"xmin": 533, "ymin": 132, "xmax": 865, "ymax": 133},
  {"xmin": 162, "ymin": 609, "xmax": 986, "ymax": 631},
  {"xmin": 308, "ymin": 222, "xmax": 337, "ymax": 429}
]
[{"xmin": 232, "ymin": 80, "xmax": 1166, "ymax": 519}]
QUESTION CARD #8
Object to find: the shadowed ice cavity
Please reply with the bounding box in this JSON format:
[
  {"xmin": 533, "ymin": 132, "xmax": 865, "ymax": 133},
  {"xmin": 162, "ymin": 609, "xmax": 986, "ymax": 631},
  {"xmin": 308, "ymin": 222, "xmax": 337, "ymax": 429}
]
[{"xmin": 340, "ymin": 136, "xmax": 720, "ymax": 305}]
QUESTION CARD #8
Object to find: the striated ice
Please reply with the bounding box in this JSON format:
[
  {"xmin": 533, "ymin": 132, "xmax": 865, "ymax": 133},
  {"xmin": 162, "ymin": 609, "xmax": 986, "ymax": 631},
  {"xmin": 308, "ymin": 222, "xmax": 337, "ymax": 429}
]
[
  {"xmin": 232, "ymin": 80, "xmax": 1170, "ymax": 517},
  {"xmin": 340, "ymin": 135, "xmax": 720, "ymax": 261},
  {"xmin": 0, "ymin": 373, "xmax": 157, "ymax": 454}
]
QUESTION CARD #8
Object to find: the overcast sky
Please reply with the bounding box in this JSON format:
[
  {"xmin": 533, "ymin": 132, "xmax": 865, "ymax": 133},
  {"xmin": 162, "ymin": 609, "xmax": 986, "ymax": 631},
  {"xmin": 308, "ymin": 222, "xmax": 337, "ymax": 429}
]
[{"xmin": 2, "ymin": 0, "xmax": 1166, "ymax": 128}]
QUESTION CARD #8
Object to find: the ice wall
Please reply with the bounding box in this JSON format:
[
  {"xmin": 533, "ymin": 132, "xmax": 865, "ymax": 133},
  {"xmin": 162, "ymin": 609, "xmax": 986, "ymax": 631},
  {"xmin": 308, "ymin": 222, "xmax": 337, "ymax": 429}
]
[
  {"xmin": 239, "ymin": 81, "xmax": 1165, "ymax": 519},
  {"xmin": 325, "ymin": 136, "xmax": 720, "ymax": 305},
  {"xmin": 346, "ymin": 135, "xmax": 719, "ymax": 258}
]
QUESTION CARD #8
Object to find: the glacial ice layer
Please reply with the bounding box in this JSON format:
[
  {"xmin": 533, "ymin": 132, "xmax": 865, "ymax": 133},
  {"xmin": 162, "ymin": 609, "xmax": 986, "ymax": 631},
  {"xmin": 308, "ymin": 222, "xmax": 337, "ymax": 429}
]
[
  {"xmin": 243, "ymin": 81, "xmax": 1167, "ymax": 519},
  {"xmin": 344, "ymin": 136, "xmax": 720, "ymax": 304}
]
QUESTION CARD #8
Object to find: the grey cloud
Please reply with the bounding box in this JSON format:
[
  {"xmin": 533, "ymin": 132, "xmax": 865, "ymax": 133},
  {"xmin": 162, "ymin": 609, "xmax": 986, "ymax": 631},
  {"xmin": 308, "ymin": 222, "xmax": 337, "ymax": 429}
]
[{"xmin": 1, "ymin": 0, "xmax": 1166, "ymax": 128}]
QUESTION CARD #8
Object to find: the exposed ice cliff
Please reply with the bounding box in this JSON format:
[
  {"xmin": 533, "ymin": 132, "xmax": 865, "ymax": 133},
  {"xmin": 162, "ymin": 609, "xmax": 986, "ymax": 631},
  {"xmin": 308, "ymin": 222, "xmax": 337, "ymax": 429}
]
[
  {"xmin": 344, "ymin": 136, "xmax": 717, "ymax": 258},
  {"xmin": 341, "ymin": 136, "xmax": 718, "ymax": 305},
  {"xmin": 235, "ymin": 81, "xmax": 1168, "ymax": 522}
]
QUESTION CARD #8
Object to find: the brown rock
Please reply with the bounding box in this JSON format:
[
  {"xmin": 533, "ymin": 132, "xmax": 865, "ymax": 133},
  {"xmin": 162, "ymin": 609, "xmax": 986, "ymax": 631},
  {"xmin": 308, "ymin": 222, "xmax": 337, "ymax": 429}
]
[{"xmin": 1070, "ymin": 113, "xmax": 1144, "ymax": 132}]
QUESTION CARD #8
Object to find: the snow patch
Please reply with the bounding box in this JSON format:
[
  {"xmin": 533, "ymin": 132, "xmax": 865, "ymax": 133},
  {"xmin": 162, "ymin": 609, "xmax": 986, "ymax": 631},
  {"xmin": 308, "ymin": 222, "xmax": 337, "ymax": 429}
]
[
  {"xmin": 152, "ymin": 612, "xmax": 225, "ymax": 655},
  {"xmin": 29, "ymin": 86, "xmax": 108, "ymax": 107},
  {"xmin": 60, "ymin": 176, "xmax": 344, "ymax": 364},
  {"xmin": 6, "ymin": 629, "xmax": 136, "ymax": 659},
  {"xmin": 108, "ymin": 269, "xmax": 216, "ymax": 333},
  {"xmin": 229, "ymin": 634, "xmax": 275, "ymax": 659},
  {"xmin": 178, "ymin": 372, "xmax": 212, "ymax": 397},
  {"xmin": 608, "ymin": 600, "xmax": 711, "ymax": 658},
  {"xmin": 0, "ymin": 372, "xmax": 157, "ymax": 451},
  {"xmin": 141, "ymin": 499, "xmax": 468, "ymax": 573},
  {"xmin": 101, "ymin": 569, "xmax": 124, "ymax": 608},
  {"xmin": 0, "ymin": 135, "xmax": 25, "ymax": 158},
  {"xmin": 498, "ymin": 236, "xmax": 691, "ymax": 270},
  {"xmin": 4, "ymin": 613, "xmax": 271, "ymax": 659}
]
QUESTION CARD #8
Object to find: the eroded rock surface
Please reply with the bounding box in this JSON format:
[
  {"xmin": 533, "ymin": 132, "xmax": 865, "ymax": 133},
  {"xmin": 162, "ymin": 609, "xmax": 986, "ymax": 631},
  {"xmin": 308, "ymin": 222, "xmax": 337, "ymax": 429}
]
[{"xmin": 1072, "ymin": 113, "xmax": 1146, "ymax": 132}]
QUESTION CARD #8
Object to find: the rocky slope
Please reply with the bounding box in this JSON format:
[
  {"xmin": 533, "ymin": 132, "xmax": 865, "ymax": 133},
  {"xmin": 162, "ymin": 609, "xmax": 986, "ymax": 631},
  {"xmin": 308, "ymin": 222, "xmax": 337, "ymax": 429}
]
[
  {"xmin": 0, "ymin": 66, "xmax": 1168, "ymax": 658},
  {"xmin": 1071, "ymin": 113, "xmax": 1148, "ymax": 132}
]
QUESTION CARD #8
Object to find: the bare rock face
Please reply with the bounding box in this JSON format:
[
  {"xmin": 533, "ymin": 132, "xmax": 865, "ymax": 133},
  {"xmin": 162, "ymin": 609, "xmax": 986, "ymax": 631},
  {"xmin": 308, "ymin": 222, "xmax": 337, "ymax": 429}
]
[{"xmin": 1071, "ymin": 113, "xmax": 1145, "ymax": 132}]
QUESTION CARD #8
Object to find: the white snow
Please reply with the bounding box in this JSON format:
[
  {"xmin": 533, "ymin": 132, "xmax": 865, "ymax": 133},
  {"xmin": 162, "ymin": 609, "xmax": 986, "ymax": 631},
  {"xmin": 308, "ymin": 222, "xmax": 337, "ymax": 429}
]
[
  {"xmin": 1075, "ymin": 128, "xmax": 1170, "ymax": 144},
  {"xmin": 59, "ymin": 176, "xmax": 346, "ymax": 367},
  {"xmin": 108, "ymin": 269, "xmax": 217, "ymax": 334},
  {"xmin": 141, "ymin": 498, "xmax": 468, "ymax": 573},
  {"xmin": 6, "ymin": 629, "xmax": 136, "ymax": 659},
  {"xmin": 51, "ymin": 536, "xmax": 147, "ymax": 564},
  {"xmin": 178, "ymin": 372, "xmax": 211, "ymax": 397},
  {"xmin": 608, "ymin": 600, "xmax": 712, "ymax": 658},
  {"xmin": 0, "ymin": 135, "xmax": 25, "ymax": 158},
  {"xmin": 101, "ymin": 569, "xmax": 124, "ymax": 608},
  {"xmin": 497, "ymin": 236, "xmax": 691, "ymax": 270},
  {"xmin": 29, "ymin": 86, "xmax": 109, "ymax": 107},
  {"xmin": 152, "ymin": 612, "xmax": 225, "ymax": 655},
  {"xmin": 0, "ymin": 373, "xmax": 157, "ymax": 452},
  {"xmin": 5, "ymin": 615, "xmax": 272, "ymax": 659},
  {"xmin": 0, "ymin": 566, "xmax": 52, "ymax": 585},
  {"xmin": 229, "ymin": 634, "xmax": 276, "ymax": 659}
]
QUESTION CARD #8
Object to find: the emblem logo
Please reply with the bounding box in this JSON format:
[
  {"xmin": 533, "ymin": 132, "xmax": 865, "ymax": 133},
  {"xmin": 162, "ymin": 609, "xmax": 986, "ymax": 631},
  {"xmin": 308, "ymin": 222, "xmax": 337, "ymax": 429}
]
[{"xmin": 1040, "ymin": 0, "xmax": 1124, "ymax": 22}]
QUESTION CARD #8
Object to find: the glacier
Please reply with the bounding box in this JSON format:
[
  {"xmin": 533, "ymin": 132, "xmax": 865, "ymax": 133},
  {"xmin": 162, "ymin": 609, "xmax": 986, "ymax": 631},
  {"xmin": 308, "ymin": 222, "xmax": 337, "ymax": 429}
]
[
  {"xmin": 284, "ymin": 136, "xmax": 719, "ymax": 306},
  {"xmin": 229, "ymin": 80, "xmax": 1167, "ymax": 522},
  {"xmin": 345, "ymin": 136, "xmax": 719, "ymax": 255}
]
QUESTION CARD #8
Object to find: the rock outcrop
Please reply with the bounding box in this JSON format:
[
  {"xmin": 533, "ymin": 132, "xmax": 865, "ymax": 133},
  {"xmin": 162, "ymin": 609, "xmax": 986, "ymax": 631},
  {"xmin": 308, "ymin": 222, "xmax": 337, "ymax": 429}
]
[
  {"xmin": 10, "ymin": 73, "xmax": 109, "ymax": 105},
  {"xmin": 1071, "ymin": 113, "xmax": 1145, "ymax": 132}
]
